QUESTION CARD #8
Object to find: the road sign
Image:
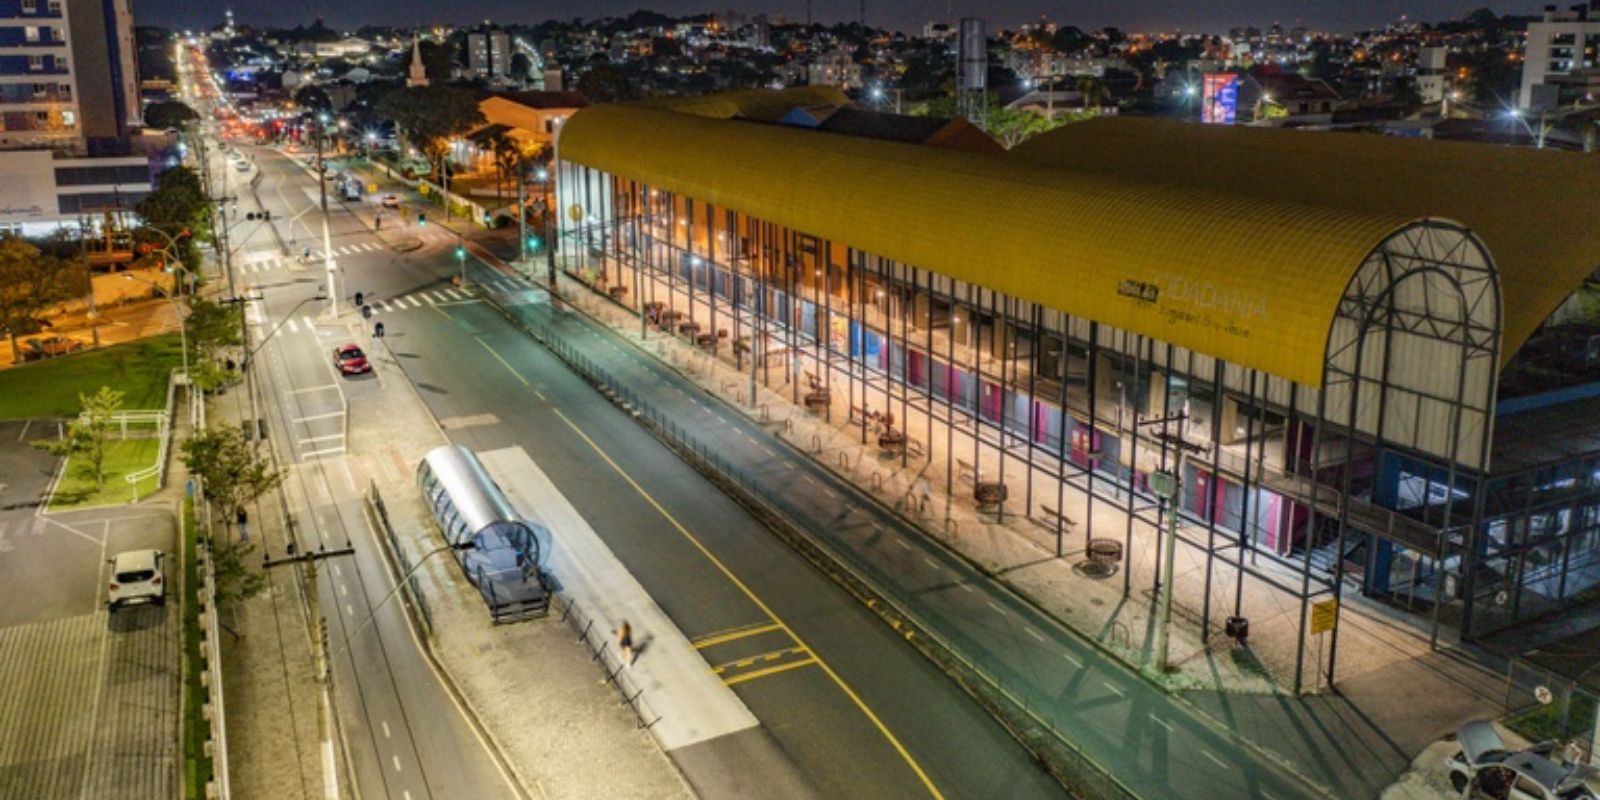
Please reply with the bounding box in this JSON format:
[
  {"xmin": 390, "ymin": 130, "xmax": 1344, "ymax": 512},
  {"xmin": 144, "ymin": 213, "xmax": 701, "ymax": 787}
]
[{"xmin": 1310, "ymin": 599, "xmax": 1339, "ymax": 634}]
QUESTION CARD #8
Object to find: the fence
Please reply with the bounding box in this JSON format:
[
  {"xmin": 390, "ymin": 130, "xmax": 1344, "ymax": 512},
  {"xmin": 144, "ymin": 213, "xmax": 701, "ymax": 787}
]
[
  {"xmin": 366, "ymin": 482, "xmax": 434, "ymax": 635},
  {"xmin": 1504, "ymin": 656, "xmax": 1600, "ymax": 765},
  {"xmin": 504, "ymin": 308, "xmax": 1140, "ymax": 800},
  {"xmin": 125, "ymin": 370, "xmax": 182, "ymax": 501},
  {"xmin": 197, "ymin": 536, "xmax": 231, "ymax": 799},
  {"xmin": 549, "ymin": 592, "xmax": 663, "ymax": 733}
]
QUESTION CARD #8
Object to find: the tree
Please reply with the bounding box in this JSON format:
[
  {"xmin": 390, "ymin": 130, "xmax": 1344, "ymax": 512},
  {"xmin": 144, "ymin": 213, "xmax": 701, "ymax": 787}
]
[
  {"xmin": 574, "ymin": 64, "xmax": 635, "ymax": 102},
  {"xmin": 184, "ymin": 295, "xmax": 242, "ymax": 358},
  {"xmin": 510, "ymin": 51, "xmax": 532, "ymax": 81},
  {"xmin": 34, "ymin": 386, "xmax": 123, "ymax": 489},
  {"xmin": 1051, "ymin": 26, "xmax": 1090, "ymax": 54},
  {"xmin": 145, "ymin": 100, "xmax": 199, "ymax": 131},
  {"xmin": 0, "ymin": 235, "xmax": 80, "ymax": 361},
  {"xmin": 135, "ymin": 167, "xmax": 211, "ymax": 271},
  {"xmin": 211, "ymin": 539, "xmax": 267, "ymax": 609},
  {"xmin": 375, "ymin": 85, "xmax": 485, "ymax": 179},
  {"xmin": 181, "ymin": 427, "xmax": 283, "ymax": 524},
  {"xmin": 293, "ymin": 84, "xmax": 332, "ymax": 111}
]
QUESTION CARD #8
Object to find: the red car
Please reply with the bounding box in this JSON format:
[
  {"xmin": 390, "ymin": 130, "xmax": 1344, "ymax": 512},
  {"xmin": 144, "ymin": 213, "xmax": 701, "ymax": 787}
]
[{"xmin": 333, "ymin": 344, "xmax": 371, "ymax": 375}]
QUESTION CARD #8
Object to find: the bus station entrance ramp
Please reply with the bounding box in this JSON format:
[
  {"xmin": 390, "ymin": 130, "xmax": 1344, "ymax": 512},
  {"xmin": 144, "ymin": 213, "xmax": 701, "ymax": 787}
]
[{"xmin": 477, "ymin": 447, "xmax": 815, "ymax": 799}]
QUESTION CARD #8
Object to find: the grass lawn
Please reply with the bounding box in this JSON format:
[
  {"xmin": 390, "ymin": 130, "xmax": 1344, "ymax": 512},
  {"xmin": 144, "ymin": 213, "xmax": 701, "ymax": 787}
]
[
  {"xmin": 48, "ymin": 438, "xmax": 163, "ymax": 509},
  {"xmin": 0, "ymin": 334, "xmax": 184, "ymax": 419}
]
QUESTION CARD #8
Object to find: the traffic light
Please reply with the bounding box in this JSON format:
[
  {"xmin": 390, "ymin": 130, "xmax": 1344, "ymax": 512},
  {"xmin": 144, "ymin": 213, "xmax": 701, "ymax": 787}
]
[
  {"xmin": 454, "ymin": 244, "xmax": 466, "ymax": 260},
  {"xmin": 526, "ymin": 234, "xmax": 543, "ymax": 253}
]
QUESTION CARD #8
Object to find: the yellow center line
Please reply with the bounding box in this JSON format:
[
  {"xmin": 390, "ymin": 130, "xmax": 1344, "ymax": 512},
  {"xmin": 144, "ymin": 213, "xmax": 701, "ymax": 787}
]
[
  {"xmin": 712, "ymin": 646, "xmax": 809, "ymax": 674},
  {"xmin": 723, "ymin": 658, "xmax": 819, "ymax": 687},
  {"xmin": 692, "ymin": 622, "xmax": 785, "ymax": 649},
  {"xmin": 475, "ymin": 336, "xmax": 529, "ymax": 386},
  {"xmin": 551, "ymin": 408, "xmax": 945, "ymax": 800}
]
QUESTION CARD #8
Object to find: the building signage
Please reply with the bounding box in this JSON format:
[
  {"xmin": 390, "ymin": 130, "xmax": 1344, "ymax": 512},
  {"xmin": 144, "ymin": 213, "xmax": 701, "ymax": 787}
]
[
  {"xmin": 1202, "ymin": 73, "xmax": 1239, "ymax": 125},
  {"xmin": 1118, "ymin": 271, "xmax": 1271, "ymax": 341},
  {"xmin": 1310, "ymin": 599, "xmax": 1338, "ymax": 634}
]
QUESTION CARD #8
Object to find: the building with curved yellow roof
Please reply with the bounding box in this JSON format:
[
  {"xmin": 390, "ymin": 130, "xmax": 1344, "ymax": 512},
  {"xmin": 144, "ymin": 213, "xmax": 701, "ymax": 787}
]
[{"xmin": 548, "ymin": 89, "xmax": 1600, "ymax": 683}]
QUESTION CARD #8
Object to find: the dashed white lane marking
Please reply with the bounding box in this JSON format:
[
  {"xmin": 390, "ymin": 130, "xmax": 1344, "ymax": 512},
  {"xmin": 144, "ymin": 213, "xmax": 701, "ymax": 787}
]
[
  {"xmin": 892, "ymin": 538, "xmax": 909, "ymax": 549},
  {"xmin": 345, "ymin": 604, "xmax": 354, "ymax": 616},
  {"xmin": 338, "ymin": 584, "xmax": 347, "ymax": 597},
  {"xmin": 760, "ymin": 446, "xmax": 775, "ymax": 456},
  {"xmin": 333, "ymin": 565, "xmax": 341, "ymax": 577},
  {"xmin": 1200, "ymin": 750, "xmax": 1228, "ymax": 770},
  {"xmin": 392, "ymin": 755, "xmax": 402, "ymax": 772},
  {"xmin": 285, "ymin": 318, "xmax": 299, "ymax": 333},
  {"xmin": 1102, "ymin": 682, "xmax": 1125, "ymax": 698},
  {"xmin": 302, "ymin": 315, "xmax": 317, "ymax": 330},
  {"xmin": 986, "ymin": 601, "xmax": 1007, "ymax": 615},
  {"xmin": 382, "ymin": 720, "xmax": 391, "ymax": 738},
  {"xmin": 533, "ymin": 390, "xmax": 546, "ymax": 401},
  {"xmin": 822, "ymin": 488, "xmax": 836, "ymax": 498},
  {"xmin": 1062, "ymin": 651, "xmax": 1082, "ymax": 668},
  {"xmin": 803, "ymin": 476, "xmax": 816, "ymax": 484},
  {"xmin": 745, "ymin": 435, "xmax": 760, "ymax": 446},
  {"xmin": 1025, "ymin": 627, "xmax": 1045, "ymax": 642},
  {"xmin": 957, "ymin": 583, "xmax": 975, "ymax": 593},
  {"xmin": 922, "ymin": 557, "xmax": 939, "ymax": 569},
  {"xmin": 782, "ymin": 462, "xmax": 795, "ymax": 470},
  {"xmin": 1149, "ymin": 714, "xmax": 1173, "ymax": 732}
]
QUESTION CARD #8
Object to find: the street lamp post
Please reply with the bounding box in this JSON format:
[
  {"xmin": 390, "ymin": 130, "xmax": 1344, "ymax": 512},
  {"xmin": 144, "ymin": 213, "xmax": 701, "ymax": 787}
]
[{"xmin": 314, "ymin": 113, "xmax": 338, "ymax": 315}]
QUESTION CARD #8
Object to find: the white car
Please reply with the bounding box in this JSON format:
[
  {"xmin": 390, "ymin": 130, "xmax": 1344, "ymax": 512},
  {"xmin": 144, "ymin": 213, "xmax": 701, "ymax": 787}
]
[
  {"xmin": 107, "ymin": 549, "xmax": 166, "ymax": 610},
  {"xmin": 1446, "ymin": 721, "xmax": 1597, "ymax": 800}
]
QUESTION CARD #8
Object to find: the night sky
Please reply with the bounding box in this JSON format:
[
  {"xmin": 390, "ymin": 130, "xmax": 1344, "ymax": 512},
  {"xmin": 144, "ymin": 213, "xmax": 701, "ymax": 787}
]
[{"xmin": 148, "ymin": 0, "xmax": 1555, "ymax": 36}]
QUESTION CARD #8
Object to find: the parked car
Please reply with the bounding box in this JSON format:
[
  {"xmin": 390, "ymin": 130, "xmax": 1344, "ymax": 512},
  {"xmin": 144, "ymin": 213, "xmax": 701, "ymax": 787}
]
[
  {"xmin": 333, "ymin": 343, "xmax": 371, "ymax": 375},
  {"xmin": 107, "ymin": 549, "xmax": 166, "ymax": 610},
  {"xmin": 381, "ymin": 194, "xmax": 400, "ymax": 209},
  {"xmin": 234, "ymin": 159, "xmax": 250, "ymax": 172},
  {"xmin": 1446, "ymin": 721, "xmax": 1597, "ymax": 799},
  {"xmin": 22, "ymin": 335, "xmax": 83, "ymax": 361}
]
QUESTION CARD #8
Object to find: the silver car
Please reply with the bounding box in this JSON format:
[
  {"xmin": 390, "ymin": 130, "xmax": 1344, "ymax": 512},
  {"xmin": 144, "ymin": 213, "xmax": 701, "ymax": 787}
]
[{"xmin": 1446, "ymin": 720, "xmax": 1596, "ymax": 800}]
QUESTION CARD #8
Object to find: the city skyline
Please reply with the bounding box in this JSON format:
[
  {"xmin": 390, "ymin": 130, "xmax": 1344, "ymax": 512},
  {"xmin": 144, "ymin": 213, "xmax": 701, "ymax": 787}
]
[{"xmin": 144, "ymin": 0, "xmax": 1557, "ymax": 36}]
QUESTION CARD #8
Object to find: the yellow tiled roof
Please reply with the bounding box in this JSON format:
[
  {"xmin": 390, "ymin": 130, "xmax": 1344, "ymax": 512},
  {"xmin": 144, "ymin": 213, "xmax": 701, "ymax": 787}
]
[
  {"xmin": 1011, "ymin": 116, "xmax": 1600, "ymax": 365},
  {"xmin": 562, "ymin": 103, "xmax": 1428, "ymax": 386}
]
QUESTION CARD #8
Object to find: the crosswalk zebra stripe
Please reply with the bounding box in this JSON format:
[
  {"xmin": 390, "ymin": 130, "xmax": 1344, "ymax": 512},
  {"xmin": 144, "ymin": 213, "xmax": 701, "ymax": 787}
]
[
  {"xmin": 442, "ymin": 288, "xmax": 463, "ymax": 300},
  {"xmin": 285, "ymin": 317, "xmax": 299, "ymax": 333},
  {"xmin": 406, "ymin": 296, "xmax": 423, "ymax": 308}
]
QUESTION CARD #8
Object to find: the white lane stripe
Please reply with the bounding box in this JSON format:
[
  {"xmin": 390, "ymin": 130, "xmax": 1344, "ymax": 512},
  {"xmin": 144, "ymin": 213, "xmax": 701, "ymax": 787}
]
[
  {"xmin": 338, "ymin": 584, "xmax": 347, "ymax": 597},
  {"xmin": 427, "ymin": 291, "xmax": 447, "ymax": 303},
  {"xmin": 392, "ymin": 755, "xmax": 402, "ymax": 772},
  {"xmin": 302, "ymin": 315, "xmax": 317, "ymax": 330},
  {"xmin": 285, "ymin": 318, "xmax": 299, "ymax": 333},
  {"xmin": 1062, "ymin": 651, "xmax": 1082, "ymax": 668},
  {"xmin": 957, "ymin": 583, "xmax": 975, "ymax": 593},
  {"xmin": 922, "ymin": 557, "xmax": 939, "ymax": 569},
  {"xmin": 1025, "ymin": 627, "xmax": 1045, "ymax": 642},
  {"xmin": 292, "ymin": 411, "xmax": 343, "ymax": 423},
  {"xmin": 987, "ymin": 601, "xmax": 1007, "ymax": 615},
  {"xmin": 443, "ymin": 288, "xmax": 464, "ymax": 300},
  {"xmin": 1102, "ymin": 682, "xmax": 1125, "ymax": 698},
  {"xmin": 381, "ymin": 720, "xmax": 390, "ymax": 738},
  {"xmin": 1149, "ymin": 714, "xmax": 1173, "ymax": 732},
  {"xmin": 407, "ymin": 296, "xmax": 423, "ymax": 308},
  {"xmin": 892, "ymin": 538, "xmax": 909, "ymax": 549},
  {"xmin": 1200, "ymin": 750, "xmax": 1228, "ymax": 770}
]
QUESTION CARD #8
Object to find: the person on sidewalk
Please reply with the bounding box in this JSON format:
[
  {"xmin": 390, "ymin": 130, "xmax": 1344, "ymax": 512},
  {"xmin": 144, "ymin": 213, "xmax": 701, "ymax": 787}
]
[
  {"xmin": 616, "ymin": 620, "xmax": 634, "ymax": 666},
  {"xmin": 236, "ymin": 507, "xmax": 249, "ymax": 541}
]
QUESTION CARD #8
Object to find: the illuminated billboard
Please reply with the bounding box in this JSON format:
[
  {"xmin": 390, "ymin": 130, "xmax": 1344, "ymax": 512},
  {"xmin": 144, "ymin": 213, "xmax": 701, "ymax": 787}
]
[{"xmin": 1202, "ymin": 73, "xmax": 1239, "ymax": 125}]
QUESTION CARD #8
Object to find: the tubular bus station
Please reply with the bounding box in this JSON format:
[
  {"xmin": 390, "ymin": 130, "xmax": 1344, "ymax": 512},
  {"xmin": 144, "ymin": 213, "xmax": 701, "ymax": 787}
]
[{"xmin": 549, "ymin": 88, "xmax": 1600, "ymax": 690}]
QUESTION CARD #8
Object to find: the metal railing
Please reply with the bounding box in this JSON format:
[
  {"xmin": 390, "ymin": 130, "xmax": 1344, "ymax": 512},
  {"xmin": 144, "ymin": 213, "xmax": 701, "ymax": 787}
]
[
  {"xmin": 549, "ymin": 592, "xmax": 662, "ymax": 733},
  {"xmin": 367, "ymin": 482, "xmax": 434, "ymax": 635},
  {"xmin": 126, "ymin": 371, "xmax": 181, "ymax": 500},
  {"xmin": 198, "ymin": 536, "xmax": 231, "ymax": 799}
]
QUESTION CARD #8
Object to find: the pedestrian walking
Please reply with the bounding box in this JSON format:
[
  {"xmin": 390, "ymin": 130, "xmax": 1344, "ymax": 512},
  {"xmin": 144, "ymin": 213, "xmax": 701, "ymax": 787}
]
[
  {"xmin": 617, "ymin": 620, "xmax": 634, "ymax": 665},
  {"xmin": 236, "ymin": 507, "xmax": 249, "ymax": 541}
]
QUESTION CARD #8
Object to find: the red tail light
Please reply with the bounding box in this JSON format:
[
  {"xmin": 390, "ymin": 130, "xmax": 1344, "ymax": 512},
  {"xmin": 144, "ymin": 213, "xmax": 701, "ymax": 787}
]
[
  {"xmin": 152, "ymin": 575, "xmax": 162, "ymax": 585},
  {"xmin": 109, "ymin": 583, "xmax": 119, "ymax": 592}
]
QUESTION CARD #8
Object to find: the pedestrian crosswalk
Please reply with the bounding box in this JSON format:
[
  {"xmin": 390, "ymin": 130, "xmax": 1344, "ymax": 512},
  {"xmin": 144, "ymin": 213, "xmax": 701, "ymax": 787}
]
[
  {"xmin": 356, "ymin": 276, "xmax": 529, "ymax": 315},
  {"xmin": 233, "ymin": 241, "xmax": 390, "ymax": 274}
]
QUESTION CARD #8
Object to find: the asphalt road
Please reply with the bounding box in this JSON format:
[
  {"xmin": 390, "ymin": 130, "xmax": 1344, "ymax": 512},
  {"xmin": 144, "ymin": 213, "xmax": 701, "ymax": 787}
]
[{"xmin": 228, "ymin": 143, "xmax": 519, "ymax": 800}]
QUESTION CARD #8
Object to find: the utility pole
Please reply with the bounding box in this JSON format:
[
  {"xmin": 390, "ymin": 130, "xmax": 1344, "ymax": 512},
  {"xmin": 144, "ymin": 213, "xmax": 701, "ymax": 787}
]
[
  {"xmin": 79, "ymin": 217, "xmax": 100, "ymax": 347},
  {"xmin": 517, "ymin": 166, "xmax": 527, "ymax": 269},
  {"xmin": 1143, "ymin": 409, "xmax": 1202, "ymax": 674}
]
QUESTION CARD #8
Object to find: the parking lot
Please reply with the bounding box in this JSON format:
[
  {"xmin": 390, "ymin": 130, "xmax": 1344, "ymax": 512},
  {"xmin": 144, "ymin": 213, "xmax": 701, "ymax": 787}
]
[{"xmin": 0, "ymin": 419, "xmax": 179, "ymax": 798}]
